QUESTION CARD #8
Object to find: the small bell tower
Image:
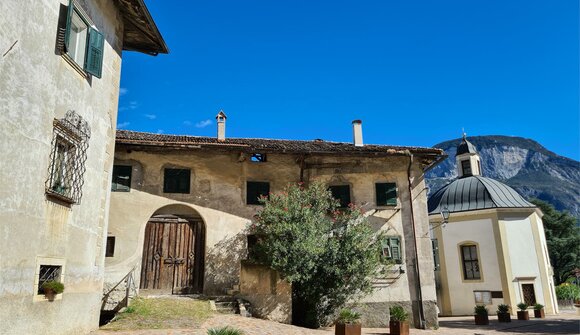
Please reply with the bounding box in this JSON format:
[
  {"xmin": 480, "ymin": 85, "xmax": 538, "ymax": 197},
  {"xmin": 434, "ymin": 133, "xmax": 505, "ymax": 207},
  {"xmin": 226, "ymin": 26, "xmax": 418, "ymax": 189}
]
[{"xmin": 456, "ymin": 132, "xmax": 482, "ymax": 178}]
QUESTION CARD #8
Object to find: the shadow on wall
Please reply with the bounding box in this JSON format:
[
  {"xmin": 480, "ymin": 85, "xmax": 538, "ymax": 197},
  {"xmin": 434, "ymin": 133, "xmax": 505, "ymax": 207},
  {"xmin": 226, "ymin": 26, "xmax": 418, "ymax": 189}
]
[{"xmin": 205, "ymin": 233, "xmax": 247, "ymax": 295}]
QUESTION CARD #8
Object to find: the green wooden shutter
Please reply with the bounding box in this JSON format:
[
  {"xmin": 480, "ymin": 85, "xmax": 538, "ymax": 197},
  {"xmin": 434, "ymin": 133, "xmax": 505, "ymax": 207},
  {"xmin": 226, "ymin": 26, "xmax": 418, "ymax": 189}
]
[
  {"xmin": 64, "ymin": 0, "xmax": 74, "ymax": 52},
  {"xmin": 84, "ymin": 27, "xmax": 104, "ymax": 78},
  {"xmin": 376, "ymin": 183, "xmax": 397, "ymax": 206},
  {"xmin": 386, "ymin": 183, "xmax": 397, "ymax": 206},
  {"xmin": 390, "ymin": 237, "xmax": 401, "ymax": 262}
]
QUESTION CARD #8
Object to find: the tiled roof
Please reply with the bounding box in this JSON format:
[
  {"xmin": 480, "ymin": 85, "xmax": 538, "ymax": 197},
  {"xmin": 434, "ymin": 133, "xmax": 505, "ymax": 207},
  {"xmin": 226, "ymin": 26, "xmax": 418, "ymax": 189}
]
[
  {"xmin": 428, "ymin": 176, "xmax": 535, "ymax": 214},
  {"xmin": 116, "ymin": 130, "xmax": 444, "ymax": 157}
]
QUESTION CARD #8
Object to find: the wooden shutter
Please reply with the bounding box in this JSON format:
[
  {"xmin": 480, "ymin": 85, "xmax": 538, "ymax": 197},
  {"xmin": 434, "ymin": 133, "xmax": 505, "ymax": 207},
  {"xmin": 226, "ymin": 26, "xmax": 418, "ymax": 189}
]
[
  {"xmin": 64, "ymin": 0, "xmax": 74, "ymax": 52},
  {"xmin": 84, "ymin": 27, "xmax": 104, "ymax": 78},
  {"xmin": 390, "ymin": 237, "xmax": 401, "ymax": 262},
  {"xmin": 376, "ymin": 183, "xmax": 397, "ymax": 206}
]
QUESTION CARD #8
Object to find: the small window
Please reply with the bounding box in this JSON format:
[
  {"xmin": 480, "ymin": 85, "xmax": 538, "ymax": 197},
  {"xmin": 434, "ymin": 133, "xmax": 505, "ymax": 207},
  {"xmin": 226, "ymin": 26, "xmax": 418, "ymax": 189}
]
[
  {"xmin": 329, "ymin": 185, "xmax": 351, "ymax": 208},
  {"xmin": 111, "ymin": 165, "xmax": 132, "ymax": 192},
  {"xmin": 461, "ymin": 244, "xmax": 481, "ymax": 280},
  {"xmin": 376, "ymin": 183, "xmax": 397, "ymax": 206},
  {"xmin": 461, "ymin": 160, "xmax": 472, "ymax": 176},
  {"xmin": 522, "ymin": 284, "xmax": 537, "ymax": 306},
  {"xmin": 38, "ymin": 265, "xmax": 62, "ymax": 295},
  {"xmin": 163, "ymin": 168, "xmax": 191, "ymax": 194},
  {"xmin": 381, "ymin": 236, "xmax": 402, "ymax": 263},
  {"xmin": 491, "ymin": 291, "xmax": 503, "ymax": 299},
  {"xmin": 432, "ymin": 239, "xmax": 440, "ymax": 271},
  {"xmin": 247, "ymin": 181, "xmax": 270, "ymax": 205},
  {"xmin": 105, "ymin": 236, "xmax": 116, "ymax": 257},
  {"xmin": 474, "ymin": 291, "xmax": 492, "ymax": 305},
  {"xmin": 250, "ymin": 153, "xmax": 267, "ymax": 162},
  {"xmin": 63, "ymin": 0, "xmax": 104, "ymax": 78}
]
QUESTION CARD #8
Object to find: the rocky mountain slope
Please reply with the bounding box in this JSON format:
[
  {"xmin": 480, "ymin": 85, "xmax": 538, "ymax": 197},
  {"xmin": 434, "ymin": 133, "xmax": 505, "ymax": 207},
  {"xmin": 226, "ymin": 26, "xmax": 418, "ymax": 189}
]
[{"xmin": 426, "ymin": 136, "xmax": 580, "ymax": 218}]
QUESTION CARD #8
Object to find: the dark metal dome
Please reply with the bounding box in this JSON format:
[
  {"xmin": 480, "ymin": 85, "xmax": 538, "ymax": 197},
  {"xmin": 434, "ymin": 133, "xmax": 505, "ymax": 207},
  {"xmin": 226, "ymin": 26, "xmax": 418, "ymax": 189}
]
[
  {"xmin": 457, "ymin": 137, "xmax": 478, "ymax": 155},
  {"xmin": 428, "ymin": 176, "xmax": 535, "ymax": 214}
]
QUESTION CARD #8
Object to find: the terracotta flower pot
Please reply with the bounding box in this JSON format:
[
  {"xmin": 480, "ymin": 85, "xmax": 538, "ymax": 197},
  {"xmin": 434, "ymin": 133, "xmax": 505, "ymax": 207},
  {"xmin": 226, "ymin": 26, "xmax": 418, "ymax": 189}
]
[
  {"xmin": 44, "ymin": 289, "xmax": 56, "ymax": 302},
  {"xmin": 389, "ymin": 321, "xmax": 409, "ymax": 335},
  {"xmin": 517, "ymin": 311, "xmax": 529, "ymax": 320},
  {"xmin": 497, "ymin": 312, "xmax": 511, "ymax": 322},
  {"xmin": 534, "ymin": 309, "xmax": 545, "ymax": 318},
  {"xmin": 335, "ymin": 323, "xmax": 361, "ymax": 335},
  {"xmin": 474, "ymin": 314, "xmax": 489, "ymax": 325}
]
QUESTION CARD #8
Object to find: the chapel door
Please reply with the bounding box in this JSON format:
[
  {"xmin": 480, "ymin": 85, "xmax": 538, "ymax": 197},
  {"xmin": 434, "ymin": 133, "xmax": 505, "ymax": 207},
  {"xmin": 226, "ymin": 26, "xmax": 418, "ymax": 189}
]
[{"xmin": 140, "ymin": 216, "xmax": 204, "ymax": 294}]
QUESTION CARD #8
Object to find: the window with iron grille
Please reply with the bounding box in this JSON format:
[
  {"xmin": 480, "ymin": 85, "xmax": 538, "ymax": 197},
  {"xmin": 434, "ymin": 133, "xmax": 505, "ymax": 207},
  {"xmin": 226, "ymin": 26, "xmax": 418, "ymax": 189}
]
[
  {"xmin": 111, "ymin": 165, "xmax": 132, "ymax": 192},
  {"xmin": 37, "ymin": 265, "xmax": 62, "ymax": 295},
  {"xmin": 247, "ymin": 181, "xmax": 270, "ymax": 205},
  {"xmin": 163, "ymin": 168, "xmax": 191, "ymax": 194},
  {"xmin": 461, "ymin": 244, "xmax": 481, "ymax": 280},
  {"xmin": 45, "ymin": 110, "xmax": 90, "ymax": 204},
  {"xmin": 329, "ymin": 185, "xmax": 351, "ymax": 208}
]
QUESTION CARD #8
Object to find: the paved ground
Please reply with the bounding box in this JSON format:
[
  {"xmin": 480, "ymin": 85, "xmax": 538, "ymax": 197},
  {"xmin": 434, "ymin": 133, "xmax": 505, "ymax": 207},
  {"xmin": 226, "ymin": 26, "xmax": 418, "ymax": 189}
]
[{"xmin": 94, "ymin": 311, "xmax": 580, "ymax": 335}]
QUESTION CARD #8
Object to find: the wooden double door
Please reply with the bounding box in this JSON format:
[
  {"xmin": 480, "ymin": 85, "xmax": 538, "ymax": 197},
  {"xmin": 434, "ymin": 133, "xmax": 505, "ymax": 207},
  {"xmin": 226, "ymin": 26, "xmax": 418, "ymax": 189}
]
[{"xmin": 140, "ymin": 215, "xmax": 205, "ymax": 294}]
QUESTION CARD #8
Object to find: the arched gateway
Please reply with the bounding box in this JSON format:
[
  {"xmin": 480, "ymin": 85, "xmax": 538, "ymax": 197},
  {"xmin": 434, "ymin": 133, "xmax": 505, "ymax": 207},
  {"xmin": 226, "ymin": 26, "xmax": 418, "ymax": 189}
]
[{"xmin": 139, "ymin": 205, "xmax": 205, "ymax": 294}]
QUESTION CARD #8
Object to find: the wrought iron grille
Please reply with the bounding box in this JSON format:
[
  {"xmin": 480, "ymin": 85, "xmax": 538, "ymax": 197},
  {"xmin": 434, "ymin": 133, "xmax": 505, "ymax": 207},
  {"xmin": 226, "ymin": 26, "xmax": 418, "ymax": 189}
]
[
  {"xmin": 45, "ymin": 110, "xmax": 91, "ymax": 204},
  {"xmin": 38, "ymin": 265, "xmax": 62, "ymax": 294}
]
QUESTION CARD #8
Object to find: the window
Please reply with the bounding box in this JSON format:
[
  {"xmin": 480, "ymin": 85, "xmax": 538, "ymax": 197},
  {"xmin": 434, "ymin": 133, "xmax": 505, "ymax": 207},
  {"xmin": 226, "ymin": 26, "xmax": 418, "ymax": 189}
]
[
  {"xmin": 63, "ymin": 0, "xmax": 104, "ymax": 78},
  {"xmin": 329, "ymin": 185, "xmax": 351, "ymax": 208},
  {"xmin": 247, "ymin": 181, "xmax": 270, "ymax": 205},
  {"xmin": 250, "ymin": 153, "xmax": 267, "ymax": 162},
  {"xmin": 45, "ymin": 111, "xmax": 90, "ymax": 204},
  {"xmin": 37, "ymin": 265, "xmax": 62, "ymax": 295},
  {"xmin": 376, "ymin": 183, "xmax": 397, "ymax": 206},
  {"xmin": 461, "ymin": 244, "xmax": 481, "ymax": 280},
  {"xmin": 491, "ymin": 291, "xmax": 503, "ymax": 299},
  {"xmin": 432, "ymin": 239, "xmax": 440, "ymax": 271},
  {"xmin": 106, "ymin": 236, "xmax": 116, "ymax": 257},
  {"xmin": 163, "ymin": 168, "xmax": 191, "ymax": 194},
  {"xmin": 381, "ymin": 236, "xmax": 402, "ymax": 263},
  {"xmin": 522, "ymin": 284, "xmax": 536, "ymax": 305},
  {"xmin": 474, "ymin": 291, "xmax": 492, "ymax": 305},
  {"xmin": 111, "ymin": 165, "xmax": 132, "ymax": 192},
  {"xmin": 461, "ymin": 160, "xmax": 472, "ymax": 176}
]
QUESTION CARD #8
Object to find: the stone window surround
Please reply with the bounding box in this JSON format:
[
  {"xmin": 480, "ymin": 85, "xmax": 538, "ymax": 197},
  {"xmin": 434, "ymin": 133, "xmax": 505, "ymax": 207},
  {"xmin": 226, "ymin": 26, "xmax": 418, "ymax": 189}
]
[{"xmin": 33, "ymin": 257, "xmax": 66, "ymax": 302}]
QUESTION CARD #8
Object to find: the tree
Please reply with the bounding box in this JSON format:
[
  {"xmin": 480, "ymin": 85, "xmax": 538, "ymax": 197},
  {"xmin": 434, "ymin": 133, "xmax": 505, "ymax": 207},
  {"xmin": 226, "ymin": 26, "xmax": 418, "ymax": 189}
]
[
  {"xmin": 531, "ymin": 199, "xmax": 580, "ymax": 285},
  {"xmin": 250, "ymin": 182, "xmax": 389, "ymax": 328}
]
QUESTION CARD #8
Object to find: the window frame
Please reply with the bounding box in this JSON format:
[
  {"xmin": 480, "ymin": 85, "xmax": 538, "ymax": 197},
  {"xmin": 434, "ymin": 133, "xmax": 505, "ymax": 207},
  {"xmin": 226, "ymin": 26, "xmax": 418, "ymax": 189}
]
[
  {"xmin": 328, "ymin": 184, "xmax": 352, "ymax": 208},
  {"xmin": 375, "ymin": 182, "xmax": 398, "ymax": 207},
  {"xmin": 246, "ymin": 181, "xmax": 270, "ymax": 205},
  {"xmin": 111, "ymin": 165, "xmax": 132, "ymax": 192},
  {"xmin": 381, "ymin": 236, "xmax": 402, "ymax": 264},
  {"xmin": 460, "ymin": 243, "xmax": 482, "ymax": 281},
  {"xmin": 163, "ymin": 168, "xmax": 191, "ymax": 194},
  {"xmin": 33, "ymin": 257, "xmax": 66, "ymax": 302},
  {"xmin": 461, "ymin": 160, "xmax": 472, "ymax": 176}
]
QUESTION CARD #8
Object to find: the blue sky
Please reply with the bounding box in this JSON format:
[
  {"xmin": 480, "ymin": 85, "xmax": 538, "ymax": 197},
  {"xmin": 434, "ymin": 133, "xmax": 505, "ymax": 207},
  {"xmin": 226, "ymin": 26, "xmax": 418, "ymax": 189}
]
[{"xmin": 117, "ymin": 0, "xmax": 579, "ymax": 160}]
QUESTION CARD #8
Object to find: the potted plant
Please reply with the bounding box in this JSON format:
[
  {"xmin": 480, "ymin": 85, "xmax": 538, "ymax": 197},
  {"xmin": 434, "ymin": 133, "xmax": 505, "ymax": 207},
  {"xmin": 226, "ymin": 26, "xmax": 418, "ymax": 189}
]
[
  {"xmin": 496, "ymin": 304, "xmax": 511, "ymax": 322},
  {"xmin": 517, "ymin": 303, "xmax": 529, "ymax": 320},
  {"xmin": 335, "ymin": 309, "xmax": 361, "ymax": 335},
  {"xmin": 41, "ymin": 280, "xmax": 64, "ymax": 301},
  {"xmin": 533, "ymin": 303, "xmax": 545, "ymax": 318},
  {"xmin": 389, "ymin": 305, "xmax": 409, "ymax": 335},
  {"xmin": 473, "ymin": 305, "xmax": 489, "ymax": 325}
]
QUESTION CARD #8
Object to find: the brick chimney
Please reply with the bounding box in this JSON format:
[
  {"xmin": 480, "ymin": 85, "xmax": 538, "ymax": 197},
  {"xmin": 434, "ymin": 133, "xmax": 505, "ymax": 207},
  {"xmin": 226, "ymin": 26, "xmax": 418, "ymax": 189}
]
[
  {"xmin": 216, "ymin": 110, "xmax": 227, "ymax": 141},
  {"xmin": 352, "ymin": 120, "xmax": 363, "ymax": 147}
]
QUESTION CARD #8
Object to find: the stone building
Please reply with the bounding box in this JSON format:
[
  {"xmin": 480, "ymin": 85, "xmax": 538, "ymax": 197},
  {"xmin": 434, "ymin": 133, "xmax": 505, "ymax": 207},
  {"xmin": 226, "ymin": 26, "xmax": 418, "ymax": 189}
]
[
  {"xmin": 428, "ymin": 135, "xmax": 559, "ymax": 316},
  {"xmin": 104, "ymin": 115, "xmax": 444, "ymax": 328},
  {"xmin": 0, "ymin": 1, "xmax": 167, "ymax": 334}
]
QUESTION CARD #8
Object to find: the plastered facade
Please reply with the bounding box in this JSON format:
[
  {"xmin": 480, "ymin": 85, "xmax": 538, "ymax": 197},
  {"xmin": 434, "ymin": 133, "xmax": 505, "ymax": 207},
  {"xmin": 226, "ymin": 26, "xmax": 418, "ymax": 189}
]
[
  {"xmin": 104, "ymin": 147, "xmax": 439, "ymax": 327},
  {"xmin": 0, "ymin": 1, "xmax": 123, "ymax": 334}
]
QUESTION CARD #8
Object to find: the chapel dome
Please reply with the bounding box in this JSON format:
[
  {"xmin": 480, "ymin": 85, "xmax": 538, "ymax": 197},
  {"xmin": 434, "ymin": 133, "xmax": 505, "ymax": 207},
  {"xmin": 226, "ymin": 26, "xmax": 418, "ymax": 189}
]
[{"xmin": 428, "ymin": 175, "xmax": 535, "ymax": 215}]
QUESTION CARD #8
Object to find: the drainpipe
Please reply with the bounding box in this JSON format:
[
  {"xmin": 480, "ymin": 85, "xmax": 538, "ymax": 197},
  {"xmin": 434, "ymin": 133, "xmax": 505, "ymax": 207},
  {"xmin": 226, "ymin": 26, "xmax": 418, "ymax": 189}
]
[{"xmin": 405, "ymin": 150, "xmax": 426, "ymax": 329}]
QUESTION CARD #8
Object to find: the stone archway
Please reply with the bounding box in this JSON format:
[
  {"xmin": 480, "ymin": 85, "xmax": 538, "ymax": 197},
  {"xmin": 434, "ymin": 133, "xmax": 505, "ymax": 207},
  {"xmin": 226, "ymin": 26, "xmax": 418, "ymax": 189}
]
[{"xmin": 139, "ymin": 205, "xmax": 205, "ymax": 294}]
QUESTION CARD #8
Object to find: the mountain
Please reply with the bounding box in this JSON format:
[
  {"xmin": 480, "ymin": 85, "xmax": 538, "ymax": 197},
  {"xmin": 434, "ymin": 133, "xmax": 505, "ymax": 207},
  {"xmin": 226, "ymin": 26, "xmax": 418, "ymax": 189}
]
[{"xmin": 426, "ymin": 136, "xmax": 580, "ymax": 219}]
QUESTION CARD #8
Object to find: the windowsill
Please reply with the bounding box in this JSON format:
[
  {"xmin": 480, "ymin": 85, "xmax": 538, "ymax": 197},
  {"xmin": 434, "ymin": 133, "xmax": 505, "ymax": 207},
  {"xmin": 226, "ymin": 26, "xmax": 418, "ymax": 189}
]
[
  {"xmin": 33, "ymin": 293, "xmax": 63, "ymax": 302},
  {"xmin": 45, "ymin": 190, "xmax": 74, "ymax": 206},
  {"xmin": 61, "ymin": 53, "xmax": 88, "ymax": 79}
]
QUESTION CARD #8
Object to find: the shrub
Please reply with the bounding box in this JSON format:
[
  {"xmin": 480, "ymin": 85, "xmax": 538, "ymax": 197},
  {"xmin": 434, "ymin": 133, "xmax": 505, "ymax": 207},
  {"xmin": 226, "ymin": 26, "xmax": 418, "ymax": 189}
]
[
  {"xmin": 389, "ymin": 306, "xmax": 408, "ymax": 322},
  {"xmin": 496, "ymin": 304, "xmax": 510, "ymax": 313},
  {"xmin": 517, "ymin": 303, "xmax": 529, "ymax": 311},
  {"xmin": 41, "ymin": 280, "xmax": 64, "ymax": 294},
  {"xmin": 336, "ymin": 309, "xmax": 361, "ymax": 324},
  {"xmin": 474, "ymin": 305, "xmax": 488, "ymax": 316},
  {"xmin": 533, "ymin": 303, "xmax": 544, "ymax": 311},
  {"xmin": 556, "ymin": 283, "xmax": 580, "ymax": 301},
  {"xmin": 207, "ymin": 327, "xmax": 244, "ymax": 335}
]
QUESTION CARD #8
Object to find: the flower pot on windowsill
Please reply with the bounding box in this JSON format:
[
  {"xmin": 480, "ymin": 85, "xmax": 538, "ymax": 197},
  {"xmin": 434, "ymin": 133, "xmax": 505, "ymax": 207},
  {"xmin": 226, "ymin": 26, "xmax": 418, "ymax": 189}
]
[
  {"xmin": 517, "ymin": 311, "xmax": 529, "ymax": 320},
  {"xmin": 44, "ymin": 289, "xmax": 57, "ymax": 302},
  {"xmin": 41, "ymin": 280, "xmax": 64, "ymax": 302},
  {"xmin": 497, "ymin": 312, "xmax": 511, "ymax": 322},
  {"xmin": 389, "ymin": 321, "xmax": 409, "ymax": 335},
  {"xmin": 334, "ymin": 323, "xmax": 361, "ymax": 335}
]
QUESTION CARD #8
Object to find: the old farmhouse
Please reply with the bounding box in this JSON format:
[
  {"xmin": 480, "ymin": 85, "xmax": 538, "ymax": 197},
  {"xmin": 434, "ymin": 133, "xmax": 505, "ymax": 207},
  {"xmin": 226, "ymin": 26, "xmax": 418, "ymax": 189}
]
[
  {"xmin": 103, "ymin": 115, "xmax": 445, "ymax": 328},
  {"xmin": 0, "ymin": 1, "xmax": 167, "ymax": 334}
]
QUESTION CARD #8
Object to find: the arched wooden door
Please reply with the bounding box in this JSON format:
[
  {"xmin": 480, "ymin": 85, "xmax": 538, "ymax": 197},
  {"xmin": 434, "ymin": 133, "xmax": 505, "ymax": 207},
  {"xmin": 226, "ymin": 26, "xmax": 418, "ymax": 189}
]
[{"xmin": 140, "ymin": 215, "xmax": 205, "ymax": 294}]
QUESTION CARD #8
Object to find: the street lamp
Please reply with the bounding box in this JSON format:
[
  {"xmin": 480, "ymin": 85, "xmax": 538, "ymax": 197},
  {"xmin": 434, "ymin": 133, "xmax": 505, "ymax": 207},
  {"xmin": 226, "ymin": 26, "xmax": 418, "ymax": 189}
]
[{"xmin": 440, "ymin": 206, "xmax": 450, "ymax": 228}]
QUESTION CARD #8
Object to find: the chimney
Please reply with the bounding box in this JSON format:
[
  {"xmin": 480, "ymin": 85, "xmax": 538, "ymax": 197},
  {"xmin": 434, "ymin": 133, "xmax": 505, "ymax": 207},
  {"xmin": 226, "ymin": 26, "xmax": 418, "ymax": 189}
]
[
  {"xmin": 352, "ymin": 119, "xmax": 363, "ymax": 147},
  {"xmin": 216, "ymin": 110, "xmax": 227, "ymax": 141}
]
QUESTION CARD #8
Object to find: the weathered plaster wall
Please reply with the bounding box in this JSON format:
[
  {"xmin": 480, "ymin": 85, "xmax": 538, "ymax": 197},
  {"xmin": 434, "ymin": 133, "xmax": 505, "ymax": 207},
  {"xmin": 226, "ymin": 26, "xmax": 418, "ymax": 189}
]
[
  {"xmin": 105, "ymin": 149, "xmax": 437, "ymax": 327},
  {"xmin": 0, "ymin": 0, "xmax": 123, "ymax": 334}
]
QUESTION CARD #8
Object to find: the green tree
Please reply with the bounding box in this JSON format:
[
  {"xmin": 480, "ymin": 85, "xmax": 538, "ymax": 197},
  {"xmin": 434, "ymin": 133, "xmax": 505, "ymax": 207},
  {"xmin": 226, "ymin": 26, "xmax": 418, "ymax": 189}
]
[
  {"xmin": 250, "ymin": 182, "xmax": 389, "ymax": 328},
  {"xmin": 531, "ymin": 199, "xmax": 580, "ymax": 285}
]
